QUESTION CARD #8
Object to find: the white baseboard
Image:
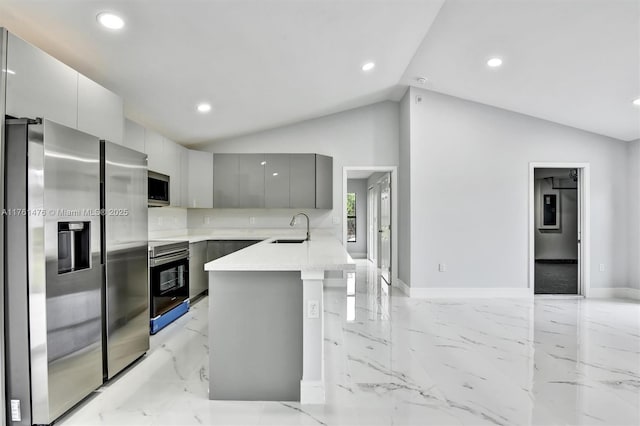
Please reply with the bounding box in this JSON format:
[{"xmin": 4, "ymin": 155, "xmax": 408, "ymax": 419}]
[
  {"xmin": 348, "ymin": 252, "xmax": 367, "ymax": 259},
  {"xmin": 393, "ymin": 279, "xmax": 411, "ymax": 296},
  {"xmin": 409, "ymin": 287, "xmax": 533, "ymax": 298},
  {"xmin": 323, "ymin": 278, "xmax": 346, "ymax": 288},
  {"xmin": 300, "ymin": 380, "xmax": 325, "ymax": 404},
  {"xmin": 589, "ymin": 287, "xmax": 640, "ymax": 300}
]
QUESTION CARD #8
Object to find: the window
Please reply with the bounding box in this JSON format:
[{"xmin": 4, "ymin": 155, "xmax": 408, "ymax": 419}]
[{"xmin": 347, "ymin": 192, "xmax": 356, "ymax": 242}]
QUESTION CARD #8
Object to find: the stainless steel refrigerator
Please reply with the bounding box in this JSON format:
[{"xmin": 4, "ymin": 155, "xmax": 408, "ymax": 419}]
[
  {"xmin": 101, "ymin": 140, "xmax": 149, "ymax": 380},
  {"xmin": 4, "ymin": 118, "xmax": 148, "ymax": 425}
]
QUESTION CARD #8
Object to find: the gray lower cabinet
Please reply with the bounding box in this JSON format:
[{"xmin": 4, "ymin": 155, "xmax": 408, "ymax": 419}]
[
  {"xmin": 238, "ymin": 154, "xmax": 265, "ymax": 208},
  {"xmin": 189, "ymin": 241, "xmax": 208, "ymax": 300},
  {"xmin": 290, "ymin": 154, "xmax": 316, "ymax": 208},
  {"xmin": 265, "ymin": 154, "xmax": 290, "ymax": 208},
  {"xmin": 213, "ymin": 154, "xmax": 240, "ymax": 208},
  {"xmin": 315, "ymin": 154, "xmax": 333, "ymax": 209},
  {"xmin": 206, "ymin": 240, "xmax": 262, "ymax": 263}
]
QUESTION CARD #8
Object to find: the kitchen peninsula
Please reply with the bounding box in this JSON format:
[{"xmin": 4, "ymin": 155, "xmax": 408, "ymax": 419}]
[{"xmin": 204, "ymin": 232, "xmax": 355, "ymax": 404}]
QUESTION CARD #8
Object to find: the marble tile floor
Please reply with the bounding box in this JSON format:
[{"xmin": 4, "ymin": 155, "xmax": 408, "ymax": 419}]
[{"xmin": 59, "ymin": 260, "xmax": 640, "ymax": 426}]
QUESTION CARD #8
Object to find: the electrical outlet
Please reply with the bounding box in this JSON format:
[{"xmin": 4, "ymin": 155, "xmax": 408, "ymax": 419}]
[
  {"xmin": 438, "ymin": 263, "xmax": 447, "ymax": 272},
  {"xmin": 332, "ymin": 216, "xmax": 340, "ymax": 225},
  {"xmin": 204, "ymin": 216, "xmax": 211, "ymax": 225},
  {"xmin": 307, "ymin": 300, "xmax": 320, "ymax": 319},
  {"xmin": 599, "ymin": 263, "xmax": 605, "ymax": 272},
  {"xmin": 249, "ymin": 216, "xmax": 256, "ymax": 225},
  {"xmin": 11, "ymin": 400, "xmax": 21, "ymax": 421}
]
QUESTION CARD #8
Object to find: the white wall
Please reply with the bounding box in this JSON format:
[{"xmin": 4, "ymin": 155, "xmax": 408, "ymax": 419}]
[
  {"xmin": 398, "ymin": 90, "xmax": 411, "ymax": 285},
  {"xmin": 408, "ymin": 87, "xmax": 629, "ymax": 289},
  {"xmin": 534, "ymin": 172, "xmax": 578, "ymax": 260},
  {"xmin": 628, "ymin": 139, "xmax": 640, "ymax": 289},
  {"xmin": 346, "ymin": 179, "xmax": 368, "ymax": 258},
  {"xmin": 190, "ymin": 101, "xmax": 400, "ymax": 236}
]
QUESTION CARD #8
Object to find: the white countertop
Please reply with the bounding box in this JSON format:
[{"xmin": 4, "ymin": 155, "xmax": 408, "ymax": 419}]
[
  {"xmin": 150, "ymin": 228, "xmax": 310, "ymax": 244},
  {"xmin": 202, "ymin": 231, "xmax": 355, "ymax": 273}
]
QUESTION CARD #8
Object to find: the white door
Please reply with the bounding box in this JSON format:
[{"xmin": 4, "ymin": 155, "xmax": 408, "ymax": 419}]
[{"xmin": 379, "ymin": 174, "xmax": 392, "ymax": 284}]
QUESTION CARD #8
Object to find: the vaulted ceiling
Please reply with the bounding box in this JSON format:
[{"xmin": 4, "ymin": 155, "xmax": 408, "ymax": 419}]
[{"xmin": 0, "ymin": 0, "xmax": 638, "ymax": 143}]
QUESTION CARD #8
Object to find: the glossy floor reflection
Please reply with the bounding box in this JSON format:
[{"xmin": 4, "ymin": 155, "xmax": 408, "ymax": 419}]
[{"xmin": 60, "ymin": 260, "xmax": 640, "ymax": 425}]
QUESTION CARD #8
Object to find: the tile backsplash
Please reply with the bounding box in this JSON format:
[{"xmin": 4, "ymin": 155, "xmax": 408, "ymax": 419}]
[{"xmin": 148, "ymin": 207, "xmax": 188, "ymax": 236}]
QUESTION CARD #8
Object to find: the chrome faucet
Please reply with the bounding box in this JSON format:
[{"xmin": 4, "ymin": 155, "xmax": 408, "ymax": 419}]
[{"xmin": 290, "ymin": 212, "xmax": 310, "ymax": 241}]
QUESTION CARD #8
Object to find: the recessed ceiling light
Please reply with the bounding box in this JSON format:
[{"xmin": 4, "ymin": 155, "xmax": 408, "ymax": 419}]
[
  {"xmin": 97, "ymin": 12, "xmax": 125, "ymax": 30},
  {"xmin": 487, "ymin": 57, "xmax": 503, "ymax": 68},
  {"xmin": 197, "ymin": 103, "xmax": 211, "ymax": 113},
  {"xmin": 272, "ymin": 172, "xmax": 279, "ymax": 176},
  {"xmin": 416, "ymin": 77, "xmax": 427, "ymax": 85},
  {"xmin": 260, "ymin": 161, "xmax": 266, "ymax": 166},
  {"xmin": 2, "ymin": 68, "xmax": 15, "ymax": 75},
  {"xmin": 633, "ymin": 98, "xmax": 640, "ymax": 106},
  {"xmin": 361, "ymin": 62, "xmax": 375, "ymax": 72}
]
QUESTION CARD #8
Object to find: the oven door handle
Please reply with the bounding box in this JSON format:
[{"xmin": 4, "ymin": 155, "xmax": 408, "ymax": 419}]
[{"xmin": 150, "ymin": 251, "xmax": 189, "ymax": 267}]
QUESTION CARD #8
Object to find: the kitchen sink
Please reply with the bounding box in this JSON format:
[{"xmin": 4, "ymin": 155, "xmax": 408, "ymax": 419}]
[{"xmin": 270, "ymin": 239, "xmax": 306, "ymax": 244}]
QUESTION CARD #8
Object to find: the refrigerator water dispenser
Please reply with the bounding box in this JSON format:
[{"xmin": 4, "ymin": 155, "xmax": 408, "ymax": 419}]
[{"xmin": 58, "ymin": 221, "xmax": 90, "ymax": 273}]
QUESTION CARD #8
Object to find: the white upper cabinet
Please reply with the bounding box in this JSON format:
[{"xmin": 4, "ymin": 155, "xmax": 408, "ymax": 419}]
[
  {"xmin": 6, "ymin": 32, "xmax": 124, "ymax": 145},
  {"xmin": 181, "ymin": 147, "xmax": 189, "ymax": 208},
  {"xmin": 187, "ymin": 150, "xmax": 213, "ymax": 208},
  {"xmin": 77, "ymin": 74, "xmax": 124, "ymax": 144},
  {"xmin": 167, "ymin": 139, "xmax": 182, "ymax": 207},
  {"xmin": 6, "ymin": 33, "xmax": 78, "ymax": 128},
  {"xmin": 144, "ymin": 129, "xmax": 166, "ymax": 174},
  {"xmin": 123, "ymin": 119, "xmax": 146, "ymax": 153}
]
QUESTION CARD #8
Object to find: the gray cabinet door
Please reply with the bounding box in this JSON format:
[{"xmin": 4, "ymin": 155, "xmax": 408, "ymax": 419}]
[
  {"xmin": 213, "ymin": 154, "xmax": 240, "ymax": 208},
  {"xmin": 315, "ymin": 154, "xmax": 333, "ymax": 209},
  {"xmin": 189, "ymin": 241, "xmax": 207, "ymax": 299},
  {"xmin": 6, "ymin": 33, "xmax": 78, "ymax": 129},
  {"xmin": 289, "ymin": 154, "xmax": 316, "ymax": 208},
  {"xmin": 238, "ymin": 154, "xmax": 265, "ymax": 208},
  {"xmin": 265, "ymin": 154, "xmax": 290, "ymax": 208}
]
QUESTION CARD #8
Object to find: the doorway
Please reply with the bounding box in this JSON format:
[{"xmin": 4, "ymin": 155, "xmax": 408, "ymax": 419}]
[
  {"xmin": 529, "ymin": 163, "xmax": 590, "ymax": 296},
  {"xmin": 343, "ymin": 167, "xmax": 397, "ymax": 286}
]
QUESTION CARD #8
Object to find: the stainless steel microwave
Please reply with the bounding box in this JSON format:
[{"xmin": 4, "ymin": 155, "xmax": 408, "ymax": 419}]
[{"xmin": 148, "ymin": 171, "xmax": 170, "ymax": 207}]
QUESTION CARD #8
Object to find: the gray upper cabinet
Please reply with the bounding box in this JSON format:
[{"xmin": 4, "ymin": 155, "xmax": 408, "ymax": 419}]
[
  {"xmin": 188, "ymin": 150, "xmax": 213, "ymax": 208},
  {"xmin": 289, "ymin": 154, "xmax": 316, "ymax": 208},
  {"xmin": 211, "ymin": 153, "xmax": 332, "ymax": 209},
  {"xmin": 77, "ymin": 74, "xmax": 124, "ymax": 144},
  {"xmin": 265, "ymin": 154, "xmax": 290, "ymax": 208},
  {"xmin": 6, "ymin": 33, "xmax": 78, "ymax": 128},
  {"xmin": 237, "ymin": 154, "xmax": 265, "ymax": 208},
  {"xmin": 213, "ymin": 154, "xmax": 240, "ymax": 208},
  {"xmin": 315, "ymin": 154, "xmax": 333, "ymax": 209},
  {"xmin": 123, "ymin": 119, "xmax": 146, "ymax": 153}
]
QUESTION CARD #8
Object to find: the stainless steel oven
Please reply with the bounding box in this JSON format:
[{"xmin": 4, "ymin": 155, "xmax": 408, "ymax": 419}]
[{"xmin": 149, "ymin": 241, "xmax": 189, "ymax": 318}]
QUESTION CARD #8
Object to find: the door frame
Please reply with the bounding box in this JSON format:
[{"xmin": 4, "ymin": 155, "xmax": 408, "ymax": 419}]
[
  {"xmin": 529, "ymin": 162, "xmax": 591, "ymax": 296},
  {"xmin": 343, "ymin": 166, "xmax": 398, "ymax": 286},
  {"xmin": 367, "ymin": 185, "xmax": 377, "ymax": 263}
]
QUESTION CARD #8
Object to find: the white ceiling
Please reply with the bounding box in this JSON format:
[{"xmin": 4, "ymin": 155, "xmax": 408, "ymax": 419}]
[
  {"xmin": 0, "ymin": 0, "xmax": 638, "ymax": 144},
  {"xmin": 0, "ymin": 0, "xmax": 444, "ymax": 144},
  {"xmin": 402, "ymin": 0, "xmax": 640, "ymax": 141}
]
